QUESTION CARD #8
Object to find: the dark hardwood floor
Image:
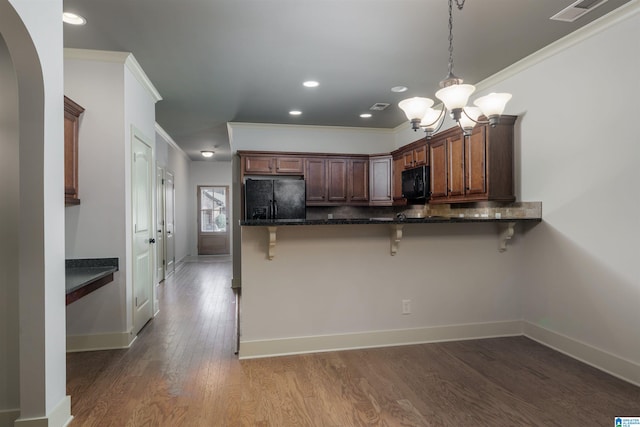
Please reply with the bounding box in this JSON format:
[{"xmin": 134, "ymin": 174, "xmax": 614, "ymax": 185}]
[{"xmin": 67, "ymin": 257, "xmax": 640, "ymax": 426}]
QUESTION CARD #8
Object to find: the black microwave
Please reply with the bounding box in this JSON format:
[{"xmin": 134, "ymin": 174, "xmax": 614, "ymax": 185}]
[{"xmin": 401, "ymin": 165, "xmax": 430, "ymax": 202}]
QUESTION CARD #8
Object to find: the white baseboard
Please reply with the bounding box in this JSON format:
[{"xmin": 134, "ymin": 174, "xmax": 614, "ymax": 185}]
[
  {"xmin": 239, "ymin": 320, "xmax": 523, "ymax": 359},
  {"xmin": 523, "ymin": 321, "xmax": 640, "ymax": 387},
  {"xmin": 0, "ymin": 409, "xmax": 20, "ymax": 427},
  {"xmin": 13, "ymin": 396, "xmax": 72, "ymax": 427},
  {"xmin": 66, "ymin": 331, "xmax": 136, "ymax": 352}
]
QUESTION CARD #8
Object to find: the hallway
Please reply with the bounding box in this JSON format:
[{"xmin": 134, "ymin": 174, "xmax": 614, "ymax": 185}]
[
  {"xmin": 67, "ymin": 256, "xmax": 238, "ymax": 425},
  {"xmin": 67, "ymin": 257, "xmax": 640, "ymax": 426}
]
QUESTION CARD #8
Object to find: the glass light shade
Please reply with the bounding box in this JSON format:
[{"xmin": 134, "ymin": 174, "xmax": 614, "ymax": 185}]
[
  {"xmin": 201, "ymin": 151, "xmax": 214, "ymax": 158},
  {"xmin": 420, "ymin": 107, "xmax": 443, "ymax": 131},
  {"xmin": 398, "ymin": 97, "xmax": 434, "ymax": 121},
  {"xmin": 458, "ymin": 107, "xmax": 482, "ymax": 134},
  {"xmin": 435, "ymin": 84, "xmax": 475, "ymax": 111},
  {"xmin": 473, "ymin": 92, "xmax": 512, "ymax": 117}
]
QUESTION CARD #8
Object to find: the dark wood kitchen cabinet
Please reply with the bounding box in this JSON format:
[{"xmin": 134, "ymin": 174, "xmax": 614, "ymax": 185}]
[
  {"xmin": 305, "ymin": 156, "xmax": 369, "ymax": 206},
  {"xmin": 326, "ymin": 158, "xmax": 348, "ymax": 203},
  {"xmin": 243, "ymin": 154, "xmax": 304, "ymax": 175},
  {"xmin": 348, "ymin": 158, "xmax": 369, "ymax": 204},
  {"xmin": 428, "ymin": 115, "xmax": 516, "ymax": 204},
  {"xmin": 392, "ymin": 154, "xmax": 405, "ymax": 204},
  {"xmin": 402, "ymin": 143, "xmax": 428, "ymax": 169},
  {"xmin": 64, "ymin": 96, "xmax": 84, "ymax": 206},
  {"xmin": 429, "ymin": 139, "xmax": 448, "ymax": 199}
]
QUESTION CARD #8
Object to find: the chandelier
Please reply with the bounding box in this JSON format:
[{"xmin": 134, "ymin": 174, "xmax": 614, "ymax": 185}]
[{"xmin": 399, "ymin": 0, "xmax": 512, "ymax": 138}]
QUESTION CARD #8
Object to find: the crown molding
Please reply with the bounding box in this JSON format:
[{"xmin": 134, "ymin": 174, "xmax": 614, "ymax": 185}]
[
  {"xmin": 64, "ymin": 48, "xmax": 162, "ymax": 103},
  {"xmin": 155, "ymin": 123, "xmax": 190, "ymax": 161}
]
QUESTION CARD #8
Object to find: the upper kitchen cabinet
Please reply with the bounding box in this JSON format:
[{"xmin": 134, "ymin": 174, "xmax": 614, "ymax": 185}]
[
  {"xmin": 242, "ymin": 154, "xmax": 304, "ymax": 175},
  {"xmin": 402, "ymin": 143, "xmax": 428, "ymax": 170},
  {"xmin": 308, "ymin": 156, "xmax": 369, "ymax": 206},
  {"xmin": 369, "ymin": 155, "xmax": 392, "ymax": 206},
  {"xmin": 64, "ymin": 96, "xmax": 84, "ymax": 206},
  {"xmin": 428, "ymin": 116, "xmax": 517, "ymax": 204}
]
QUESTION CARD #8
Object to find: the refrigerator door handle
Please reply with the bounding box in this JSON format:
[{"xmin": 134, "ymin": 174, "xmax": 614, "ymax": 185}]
[{"xmin": 273, "ymin": 199, "xmax": 278, "ymax": 219}]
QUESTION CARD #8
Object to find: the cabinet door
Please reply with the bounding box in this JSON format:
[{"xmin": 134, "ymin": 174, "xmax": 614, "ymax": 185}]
[
  {"xmin": 447, "ymin": 135, "xmax": 465, "ymax": 197},
  {"xmin": 349, "ymin": 158, "xmax": 369, "ymax": 203},
  {"xmin": 392, "ymin": 156, "xmax": 404, "ymax": 202},
  {"xmin": 275, "ymin": 157, "xmax": 304, "ymax": 174},
  {"xmin": 64, "ymin": 96, "xmax": 84, "ymax": 205},
  {"xmin": 402, "ymin": 151, "xmax": 415, "ymax": 169},
  {"xmin": 465, "ymin": 126, "xmax": 487, "ymax": 196},
  {"xmin": 414, "ymin": 145, "xmax": 428, "ymax": 166},
  {"xmin": 369, "ymin": 156, "xmax": 392, "ymax": 205},
  {"xmin": 245, "ymin": 156, "xmax": 274, "ymax": 174},
  {"xmin": 429, "ymin": 140, "xmax": 448, "ymax": 199},
  {"xmin": 305, "ymin": 158, "xmax": 327, "ymax": 203},
  {"xmin": 327, "ymin": 158, "xmax": 348, "ymax": 203}
]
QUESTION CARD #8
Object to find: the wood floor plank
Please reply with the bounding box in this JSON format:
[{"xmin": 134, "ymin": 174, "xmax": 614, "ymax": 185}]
[{"xmin": 67, "ymin": 256, "xmax": 640, "ymax": 426}]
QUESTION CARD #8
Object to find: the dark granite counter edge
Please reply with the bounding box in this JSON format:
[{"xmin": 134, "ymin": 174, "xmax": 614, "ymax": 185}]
[
  {"xmin": 241, "ymin": 217, "xmax": 542, "ymax": 226},
  {"xmin": 65, "ymin": 258, "xmax": 120, "ymax": 304}
]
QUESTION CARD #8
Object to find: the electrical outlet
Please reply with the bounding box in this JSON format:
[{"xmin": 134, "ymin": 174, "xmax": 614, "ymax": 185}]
[{"xmin": 402, "ymin": 299, "xmax": 411, "ymax": 315}]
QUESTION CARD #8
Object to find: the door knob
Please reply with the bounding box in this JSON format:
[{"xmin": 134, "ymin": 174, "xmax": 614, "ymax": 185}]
[{"xmin": 149, "ymin": 238, "xmax": 156, "ymax": 244}]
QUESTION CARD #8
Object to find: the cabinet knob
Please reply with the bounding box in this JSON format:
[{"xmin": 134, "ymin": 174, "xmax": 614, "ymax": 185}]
[{"xmin": 149, "ymin": 238, "xmax": 156, "ymax": 244}]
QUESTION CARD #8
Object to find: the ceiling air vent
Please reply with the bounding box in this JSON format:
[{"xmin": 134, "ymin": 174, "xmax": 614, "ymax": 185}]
[
  {"xmin": 550, "ymin": 0, "xmax": 608, "ymax": 22},
  {"xmin": 369, "ymin": 103, "xmax": 390, "ymax": 111}
]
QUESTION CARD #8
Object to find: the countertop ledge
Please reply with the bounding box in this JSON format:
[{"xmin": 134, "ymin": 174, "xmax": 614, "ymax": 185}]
[
  {"xmin": 66, "ymin": 258, "xmax": 119, "ymax": 304},
  {"xmin": 241, "ymin": 217, "xmax": 542, "ymax": 226}
]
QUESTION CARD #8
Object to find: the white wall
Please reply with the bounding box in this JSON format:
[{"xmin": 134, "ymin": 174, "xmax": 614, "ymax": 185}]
[
  {"xmin": 64, "ymin": 55, "xmax": 128, "ymax": 336},
  {"xmin": 188, "ymin": 160, "xmax": 233, "ymax": 256},
  {"xmin": 229, "ymin": 122, "xmax": 395, "ymax": 154},
  {"xmin": 511, "ymin": 9, "xmax": 640, "ymax": 370},
  {"xmin": 0, "ymin": 32, "xmax": 19, "ymax": 421},
  {"xmin": 64, "ymin": 50, "xmax": 159, "ymax": 344}
]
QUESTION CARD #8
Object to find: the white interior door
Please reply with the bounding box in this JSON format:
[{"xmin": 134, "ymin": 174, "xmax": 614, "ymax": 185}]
[
  {"xmin": 155, "ymin": 165, "xmax": 165, "ymax": 283},
  {"xmin": 165, "ymin": 171, "xmax": 175, "ymax": 275},
  {"xmin": 132, "ymin": 132, "xmax": 154, "ymax": 335}
]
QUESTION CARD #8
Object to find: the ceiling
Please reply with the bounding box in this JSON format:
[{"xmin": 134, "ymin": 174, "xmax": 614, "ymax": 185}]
[{"xmin": 63, "ymin": 0, "xmax": 631, "ymax": 161}]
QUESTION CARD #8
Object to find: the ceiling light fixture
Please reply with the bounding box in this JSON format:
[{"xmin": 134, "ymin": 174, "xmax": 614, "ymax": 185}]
[
  {"xmin": 398, "ymin": 0, "xmax": 512, "ymax": 138},
  {"xmin": 360, "ymin": 113, "xmax": 372, "ymax": 118},
  {"xmin": 391, "ymin": 86, "xmax": 408, "ymax": 93},
  {"xmin": 289, "ymin": 110, "xmax": 302, "ymax": 116},
  {"xmin": 303, "ymin": 80, "xmax": 319, "ymax": 88},
  {"xmin": 201, "ymin": 151, "xmax": 214, "ymax": 158},
  {"xmin": 62, "ymin": 12, "xmax": 87, "ymax": 25}
]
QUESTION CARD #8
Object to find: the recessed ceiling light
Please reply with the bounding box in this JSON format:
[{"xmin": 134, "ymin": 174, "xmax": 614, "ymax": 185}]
[
  {"xmin": 63, "ymin": 12, "xmax": 86, "ymax": 25},
  {"xmin": 303, "ymin": 81, "xmax": 319, "ymax": 88},
  {"xmin": 360, "ymin": 113, "xmax": 372, "ymax": 118},
  {"xmin": 201, "ymin": 151, "xmax": 214, "ymax": 158},
  {"xmin": 391, "ymin": 86, "xmax": 408, "ymax": 93},
  {"xmin": 289, "ymin": 110, "xmax": 302, "ymax": 116}
]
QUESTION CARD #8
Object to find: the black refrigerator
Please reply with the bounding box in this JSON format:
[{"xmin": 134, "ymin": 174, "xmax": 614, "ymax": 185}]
[{"xmin": 245, "ymin": 179, "xmax": 306, "ymax": 220}]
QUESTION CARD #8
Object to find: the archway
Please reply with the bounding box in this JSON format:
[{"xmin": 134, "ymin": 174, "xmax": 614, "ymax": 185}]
[{"xmin": 0, "ymin": 1, "xmax": 70, "ymax": 425}]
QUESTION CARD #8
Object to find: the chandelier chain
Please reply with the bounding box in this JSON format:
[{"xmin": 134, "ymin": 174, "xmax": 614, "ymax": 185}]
[{"xmin": 447, "ymin": 0, "xmax": 466, "ymax": 76}]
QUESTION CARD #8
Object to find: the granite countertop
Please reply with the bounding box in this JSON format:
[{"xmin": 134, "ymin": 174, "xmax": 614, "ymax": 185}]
[
  {"xmin": 65, "ymin": 258, "xmax": 119, "ymax": 295},
  {"xmin": 241, "ymin": 216, "xmax": 542, "ymax": 226}
]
